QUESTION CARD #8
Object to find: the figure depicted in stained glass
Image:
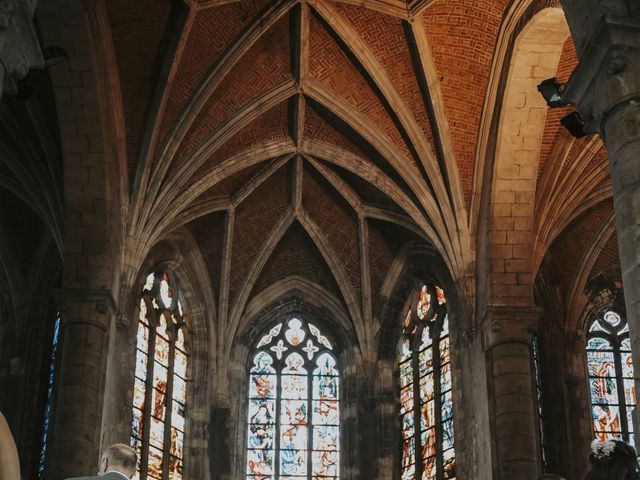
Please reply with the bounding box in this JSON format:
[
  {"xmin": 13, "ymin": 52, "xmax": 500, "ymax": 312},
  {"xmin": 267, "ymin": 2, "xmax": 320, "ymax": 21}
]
[
  {"xmin": 442, "ymin": 399, "xmax": 454, "ymax": 446},
  {"xmin": 130, "ymin": 272, "xmax": 189, "ymax": 480},
  {"xmin": 586, "ymin": 310, "xmax": 636, "ymax": 445},
  {"xmin": 247, "ymin": 448, "xmax": 273, "ymax": 476},
  {"xmin": 248, "ymin": 424, "xmax": 273, "ymax": 449},
  {"xmin": 314, "ymin": 449, "xmax": 338, "ymax": 476},
  {"xmin": 398, "ymin": 284, "xmax": 456, "ymax": 480},
  {"xmin": 246, "ymin": 317, "xmax": 339, "ymax": 479}
]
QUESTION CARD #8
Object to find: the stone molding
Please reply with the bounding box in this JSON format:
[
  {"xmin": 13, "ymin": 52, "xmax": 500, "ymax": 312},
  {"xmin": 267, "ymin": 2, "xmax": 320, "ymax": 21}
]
[{"xmin": 480, "ymin": 305, "xmax": 543, "ymax": 349}]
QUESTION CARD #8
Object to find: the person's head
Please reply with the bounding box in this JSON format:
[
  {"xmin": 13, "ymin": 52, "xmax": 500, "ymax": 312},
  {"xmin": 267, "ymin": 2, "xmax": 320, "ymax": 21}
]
[
  {"xmin": 585, "ymin": 439, "xmax": 639, "ymax": 480},
  {"xmin": 98, "ymin": 443, "xmax": 137, "ymax": 478}
]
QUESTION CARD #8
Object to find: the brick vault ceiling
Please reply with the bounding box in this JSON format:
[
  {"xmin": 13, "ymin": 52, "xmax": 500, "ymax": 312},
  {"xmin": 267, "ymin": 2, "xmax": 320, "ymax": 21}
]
[{"xmin": 103, "ymin": 0, "xmax": 615, "ymax": 327}]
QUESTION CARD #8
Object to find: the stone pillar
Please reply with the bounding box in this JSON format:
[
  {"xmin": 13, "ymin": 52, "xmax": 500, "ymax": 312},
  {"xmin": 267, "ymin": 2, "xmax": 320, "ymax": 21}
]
[
  {"xmin": 225, "ymin": 358, "xmax": 246, "ymax": 480},
  {"xmin": 341, "ymin": 360, "xmax": 361, "ymax": 480},
  {"xmin": 482, "ymin": 306, "xmax": 542, "ymax": 480},
  {"xmin": 559, "ymin": 0, "xmax": 639, "ymax": 56},
  {"xmin": 373, "ymin": 358, "xmax": 397, "ymax": 480},
  {"xmin": 48, "ymin": 289, "xmax": 113, "ymax": 480},
  {"xmin": 560, "ymin": 1, "xmax": 640, "ymax": 435}
]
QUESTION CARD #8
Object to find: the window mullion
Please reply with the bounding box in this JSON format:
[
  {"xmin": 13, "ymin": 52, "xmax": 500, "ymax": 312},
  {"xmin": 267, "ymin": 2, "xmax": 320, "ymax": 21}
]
[
  {"xmin": 433, "ymin": 329, "xmax": 444, "ymax": 480},
  {"xmin": 412, "ymin": 332, "xmax": 422, "ymax": 479},
  {"xmin": 307, "ymin": 364, "xmax": 313, "ymax": 480},
  {"xmin": 162, "ymin": 339, "xmax": 176, "ymax": 480},
  {"xmin": 141, "ymin": 326, "xmax": 157, "ymax": 480},
  {"xmin": 613, "ymin": 342, "xmax": 629, "ymax": 440},
  {"xmin": 275, "ymin": 363, "xmax": 282, "ymax": 480}
]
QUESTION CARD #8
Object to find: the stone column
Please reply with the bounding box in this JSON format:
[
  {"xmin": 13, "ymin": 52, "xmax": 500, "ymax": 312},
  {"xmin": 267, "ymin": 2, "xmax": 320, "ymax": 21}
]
[
  {"xmin": 482, "ymin": 306, "xmax": 542, "ymax": 480},
  {"xmin": 225, "ymin": 358, "xmax": 246, "ymax": 480},
  {"xmin": 48, "ymin": 289, "xmax": 114, "ymax": 480},
  {"xmin": 341, "ymin": 360, "xmax": 361, "ymax": 480},
  {"xmin": 560, "ymin": 1, "xmax": 640, "ymax": 435},
  {"xmin": 373, "ymin": 358, "xmax": 397, "ymax": 480}
]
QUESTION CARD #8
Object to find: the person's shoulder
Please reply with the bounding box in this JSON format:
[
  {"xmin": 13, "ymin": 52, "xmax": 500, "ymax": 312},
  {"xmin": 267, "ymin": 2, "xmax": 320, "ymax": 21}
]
[{"xmin": 66, "ymin": 475, "xmax": 127, "ymax": 480}]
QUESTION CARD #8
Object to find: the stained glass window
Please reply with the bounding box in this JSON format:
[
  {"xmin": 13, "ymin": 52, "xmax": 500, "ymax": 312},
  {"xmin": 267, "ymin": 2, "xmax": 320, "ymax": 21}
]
[
  {"xmin": 532, "ymin": 335, "xmax": 548, "ymax": 472},
  {"xmin": 131, "ymin": 272, "xmax": 189, "ymax": 480},
  {"xmin": 246, "ymin": 317, "xmax": 339, "ymax": 479},
  {"xmin": 399, "ymin": 285, "xmax": 455, "ymax": 480},
  {"xmin": 38, "ymin": 312, "xmax": 61, "ymax": 478},
  {"xmin": 586, "ymin": 310, "xmax": 636, "ymax": 445}
]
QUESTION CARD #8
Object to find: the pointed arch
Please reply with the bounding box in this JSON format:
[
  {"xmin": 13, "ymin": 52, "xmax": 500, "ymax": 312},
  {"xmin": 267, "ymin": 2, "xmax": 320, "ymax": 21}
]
[
  {"xmin": 241, "ymin": 276, "xmax": 355, "ymax": 352},
  {"xmin": 485, "ymin": 6, "xmax": 570, "ymax": 304}
]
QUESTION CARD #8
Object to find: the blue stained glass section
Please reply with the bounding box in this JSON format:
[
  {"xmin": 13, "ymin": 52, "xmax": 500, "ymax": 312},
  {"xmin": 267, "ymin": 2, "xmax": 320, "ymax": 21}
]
[
  {"xmin": 587, "ymin": 337, "xmax": 612, "ymax": 350},
  {"xmin": 38, "ymin": 313, "xmax": 62, "ymax": 478}
]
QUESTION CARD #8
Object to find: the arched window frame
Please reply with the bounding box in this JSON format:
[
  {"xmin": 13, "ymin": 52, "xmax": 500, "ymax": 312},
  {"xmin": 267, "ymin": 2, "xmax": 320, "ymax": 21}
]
[
  {"xmin": 586, "ymin": 309, "xmax": 636, "ymax": 444},
  {"xmin": 131, "ymin": 272, "xmax": 190, "ymax": 480},
  {"xmin": 399, "ymin": 284, "xmax": 455, "ymax": 480},
  {"xmin": 246, "ymin": 316, "xmax": 340, "ymax": 479}
]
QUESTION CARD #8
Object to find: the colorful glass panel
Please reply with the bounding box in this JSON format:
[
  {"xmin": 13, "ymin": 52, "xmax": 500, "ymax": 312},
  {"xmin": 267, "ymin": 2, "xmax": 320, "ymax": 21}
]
[
  {"xmin": 312, "ymin": 450, "xmax": 339, "ymax": 476},
  {"xmin": 309, "ymin": 323, "xmax": 333, "ymax": 350},
  {"xmin": 38, "ymin": 313, "xmax": 62, "ymax": 478},
  {"xmin": 587, "ymin": 337, "xmax": 612, "ymax": 350},
  {"xmin": 398, "ymin": 285, "xmax": 455, "ymax": 480},
  {"xmin": 586, "ymin": 310, "xmax": 636, "ymax": 444},
  {"xmin": 285, "ymin": 318, "xmax": 305, "ymax": 346},
  {"xmin": 171, "ymin": 401, "xmax": 185, "ymax": 432},
  {"xmin": 400, "ymin": 384, "xmax": 414, "ymax": 415},
  {"xmin": 131, "ymin": 272, "xmax": 189, "ymax": 480},
  {"xmin": 246, "ymin": 317, "xmax": 339, "ymax": 478},
  {"xmin": 251, "ymin": 373, "xmax": 278, "ymax": 400}
]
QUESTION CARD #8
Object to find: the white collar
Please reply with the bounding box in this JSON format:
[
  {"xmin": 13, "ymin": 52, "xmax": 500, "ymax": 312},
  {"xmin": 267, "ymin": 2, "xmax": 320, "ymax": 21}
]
[{"xmin": 102, "ymin": 472, "xmax": 130, "ymax": 480}]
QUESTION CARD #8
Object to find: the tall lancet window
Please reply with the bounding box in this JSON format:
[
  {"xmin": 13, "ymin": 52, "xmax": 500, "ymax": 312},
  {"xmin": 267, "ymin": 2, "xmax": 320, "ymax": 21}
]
[
  {"xmin": 586, "ymin": 310, "xmax": 636, "ymax": 444},
  {"xmin": 532, "ymin": 335, "xmax": 548, "ymax": 472},
  {"xmin": 131, "ymin": 272, "xmax": 189, "ymax": 480},
  {"xmin": 399, "ymin": 285, "xmax": 455, "ymax": 480},
  {"xmin": 246, "ymin": 318, "xmax": 340, "ymax": 479},
  {"xmin": 38, "ymin": 312, "xmax": 61, "ymax": 478}
]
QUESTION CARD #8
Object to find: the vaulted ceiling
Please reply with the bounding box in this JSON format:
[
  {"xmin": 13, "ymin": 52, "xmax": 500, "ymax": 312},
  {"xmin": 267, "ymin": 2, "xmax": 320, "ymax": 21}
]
[{"xmin": 102, "ymin": 0, "xmax": 616, "ymax": 344}]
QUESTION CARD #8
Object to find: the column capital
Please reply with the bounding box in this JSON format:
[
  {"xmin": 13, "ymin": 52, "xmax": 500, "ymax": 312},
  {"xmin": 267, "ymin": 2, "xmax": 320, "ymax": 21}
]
[
  {"xmin": 53, "ymin": 288, "xmax": 116, "ymax": 330},
  {"xmin": 563, "ymin": 16, "xmax": 640, "ymax": 134},
  {"xmin": 480, "ymin": 305, "xmax": 543, "ymax": 350}
]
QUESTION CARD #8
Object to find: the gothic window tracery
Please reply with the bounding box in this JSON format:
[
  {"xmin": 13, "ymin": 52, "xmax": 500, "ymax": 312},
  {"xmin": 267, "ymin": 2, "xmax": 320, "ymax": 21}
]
[
  {"xmin": 586, "ymin": 310, "xmax": 636, "ymax": 444},
  {"xmin": 399, "ymin": 285, "xmax": 455, "ymax": 480},
  {"xmin": 246, "ymin": 317, "xmax": 340, "ymax": 479},
  {"xmin": 131, "ymin": 272, "xmax": 189, "ymax": 480}
]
